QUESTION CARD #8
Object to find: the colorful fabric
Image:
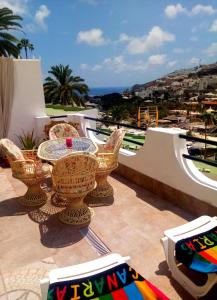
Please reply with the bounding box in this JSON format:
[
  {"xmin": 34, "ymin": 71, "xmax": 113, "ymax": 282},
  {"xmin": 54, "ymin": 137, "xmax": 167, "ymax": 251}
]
[
  {"xmin": 49, "ymin": 123, "xmax": 79, "ymax": 140},
  {"xmin": 176, "ymin": 226, "xmax": 217, "ymax": 273},
  {"xmin": 47, "ymin": 263, "xmax": 169, "ymax": 300}
]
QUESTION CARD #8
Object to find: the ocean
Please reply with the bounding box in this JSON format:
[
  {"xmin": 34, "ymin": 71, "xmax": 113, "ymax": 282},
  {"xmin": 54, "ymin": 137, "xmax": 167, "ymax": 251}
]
[{"xmin": 89, "ymin": 86, "xmax": 128, "ymax": 97}]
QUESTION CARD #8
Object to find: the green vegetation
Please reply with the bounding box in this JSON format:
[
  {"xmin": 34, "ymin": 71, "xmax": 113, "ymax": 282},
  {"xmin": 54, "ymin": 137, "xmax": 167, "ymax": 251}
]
[
  {"xmin": 44, "ymin": 64, "xmax": 89, "ymax": 107},
  {"xmin": 46, "ymin": 105, "xmax": 86, "ymax": 116},
  {"xmin": 17, "ymin": 38, "xmax": 34, "ymax": 59},
  {"xmin": 98, "ymin": 127, "xmax": 145, "ymax": 150},
  {"xmin": 17, "ymin": 130, "xmax": 40, "ymax": 149},
  {"xmin": 0, "ymin": 7, "xmax": 23, "ymax": 57},
  {"xmin": 194, "ymin": 161, "xmax": 217, "ymax": 181}
]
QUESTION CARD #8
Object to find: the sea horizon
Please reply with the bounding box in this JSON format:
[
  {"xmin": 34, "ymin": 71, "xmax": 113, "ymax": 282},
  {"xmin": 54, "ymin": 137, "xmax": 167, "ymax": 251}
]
[{"xmin": 89, "ymin": 86, "xmax": 129, "ymax": 97}]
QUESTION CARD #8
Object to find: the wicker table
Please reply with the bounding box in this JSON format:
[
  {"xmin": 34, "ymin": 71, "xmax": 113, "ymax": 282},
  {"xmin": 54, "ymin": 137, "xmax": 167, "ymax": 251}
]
[
  {"xmin": 37, "ymin": 137, "xmax": 98, "ymax": 162},
  {"xmin": 37, "ymin": 137, "xmax": 98, "ymax": 209}
]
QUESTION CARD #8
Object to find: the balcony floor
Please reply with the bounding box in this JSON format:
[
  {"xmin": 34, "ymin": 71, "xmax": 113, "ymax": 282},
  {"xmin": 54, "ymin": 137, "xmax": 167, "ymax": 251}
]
[{"xmin": 0, "ymin": 166, "xmax": 216, "ymax": 299}]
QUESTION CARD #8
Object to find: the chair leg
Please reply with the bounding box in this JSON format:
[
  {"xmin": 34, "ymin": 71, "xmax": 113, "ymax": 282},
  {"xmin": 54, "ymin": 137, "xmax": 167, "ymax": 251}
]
[
  {"xmin": 89, "ymin": 172, "xmax": 113, "ymax": 198},
  {"xmin": 59, "ymin": 196, "xmax": 93, "ymax": 226},
  {"xmin": 18, "ymin": 181, "xmax": 47, "ymax": 207}
]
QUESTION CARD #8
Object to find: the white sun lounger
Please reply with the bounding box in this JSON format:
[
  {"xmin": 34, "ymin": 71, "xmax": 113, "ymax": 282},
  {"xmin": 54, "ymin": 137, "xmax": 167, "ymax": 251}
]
[
  {"xmin": 40, "ymin": 253, "xmax": 130, "ymax": 300},
  {"xmin": 161, "ymin": 215, "xmax": 217, "ymax": 299}
]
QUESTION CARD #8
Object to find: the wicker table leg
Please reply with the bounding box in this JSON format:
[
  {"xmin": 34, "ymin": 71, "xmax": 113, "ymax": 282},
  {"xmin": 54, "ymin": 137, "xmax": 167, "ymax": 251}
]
[
  {"xmin": 59, "ymin": 196, "xmax": 92, "ymax": 226},
  {"xmin": 89, "ymin": 172, "xmax": 113, "ymax": 198},
  {"xmin": 18, "ymin": 180, "xmax": 47, "ymax": 207}
]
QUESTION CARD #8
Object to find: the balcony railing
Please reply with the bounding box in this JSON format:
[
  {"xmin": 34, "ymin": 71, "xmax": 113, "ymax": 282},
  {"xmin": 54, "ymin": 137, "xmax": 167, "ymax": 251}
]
[
  {"xmin": 179, "ymin": 134, "xmax": 217, "ymax": 168},
  {"xmin": 84, "ymin": 116, "xmax": 146, "ymax": 147}
]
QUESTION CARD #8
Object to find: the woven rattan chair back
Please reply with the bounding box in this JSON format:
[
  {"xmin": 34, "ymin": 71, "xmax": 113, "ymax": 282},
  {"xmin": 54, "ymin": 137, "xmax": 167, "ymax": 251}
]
[
  {"xmin": 49, "ymin": 123, "xmax": 79, "ymax": 140},
  {"xmin": 0, "ymin": 138, "xmax": 24, "ymax": 163},
  {"xmin": 0, "ymin": 138, "xmax": 48, "ymax": 206},
  {"xmin": 52, "ymin": 153, "xmax": 98, "ymax": 198},
  {"xmin": 105, "ymin": 128, "xmax": 125, "ymax": 154}
]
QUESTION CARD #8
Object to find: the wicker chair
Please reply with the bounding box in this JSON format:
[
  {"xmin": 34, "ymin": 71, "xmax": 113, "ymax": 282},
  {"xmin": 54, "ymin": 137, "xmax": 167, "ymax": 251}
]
[
  {"xmin": 52, "ymin": 153, "xmax": 98, "ymax": 226},
  {"xmin": 88, "ymin": 128, "xmax": 125, "ymax": 199},
  {"xmin": 49, "ymin": 123, "xmax": 79, "ymax": 140},
  {"xmin": 0, "ymin": 139, "xmax": 50, "ymax": 206}
]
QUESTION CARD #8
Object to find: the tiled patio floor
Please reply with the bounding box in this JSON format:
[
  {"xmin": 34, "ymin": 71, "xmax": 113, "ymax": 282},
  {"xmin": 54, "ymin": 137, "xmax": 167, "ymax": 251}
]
[{"xmin": 0, "ymin": 167, "xmax": 216, "ymax": 299}]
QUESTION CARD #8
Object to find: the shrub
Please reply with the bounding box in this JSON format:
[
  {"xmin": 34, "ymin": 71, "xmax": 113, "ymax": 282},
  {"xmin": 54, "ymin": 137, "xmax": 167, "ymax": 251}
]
[{"xmin": 17, "ymin": 130, "xmax": 40, "ymax": 150}]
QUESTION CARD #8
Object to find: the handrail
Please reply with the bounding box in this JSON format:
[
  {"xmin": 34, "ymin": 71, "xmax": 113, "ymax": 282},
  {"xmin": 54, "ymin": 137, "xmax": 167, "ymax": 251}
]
[
  {"xmin": 183, "ymin": 154, "xmax": 217, "ymax": 168},
  {"xmin": 50, "ymin": 115, "xmax": 67, "ymax": 119},
  {"xmin": 84, "ymin": 116, "xmax": 147, "ymax": 131},
  {"xmin": 179, "ymin": 134, "xmax": 217, "ymax": 147},
  {"xmin": 86, "ymin": 127, "xmax": 144, "ymax": 146}
]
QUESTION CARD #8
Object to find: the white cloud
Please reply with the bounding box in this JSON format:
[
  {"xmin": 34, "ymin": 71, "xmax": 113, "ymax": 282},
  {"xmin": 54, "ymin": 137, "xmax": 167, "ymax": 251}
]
[
  {"xmin": 119, "ymin": 33, "xmax": 130, "ymax": 42},
  {"xmin": 122, "ymin": 26, "xmax": 175, "ymax": 55},
  {"xmin": 204, "ymin": 42, "xmax": 217, "ymax": 56},
  {"xmin": 80, "ymin": 63, "xmax": 89, "ymax": 70},
  {"xmin": 77, "ymin": 28, "xmax": 107, "ymax": 46},
  {"xmin": 102, "ymin": 56, "xmax": 128, "ymax": 73},
  {"xmin": 191, "ymin": 5, "xmax": 216, "ymax": 16},
  {"xmin": 209, "ymin": 19, "xmax": 217, "ymax": 32},
  {"xmin": 167, "ymin": 60, "xmax": 177, "ymax": 68},
  {"xmin": 147, "ymin": 54, "xmax": 167, "ymax": 65},
  {"xmin": 164, "ymin": 4, "xmax": 186, "ymax": 18},
  {"xmin": 90, "ymin": 54, "xmax": 167, "ymax": 74},
  {"xmin": 189, "ymin": 57, "xmax": 200, "ymax": 65},
  {"xmin": 0, "ymin": 0, "xmax": 28, "ymax": 15},
  {"xmin": 165, "ymin": 4, "xmax": 216, "ymax": 19},
  {"xmin": 34, "ymin": 5, "xmax": 50, "ymax": 30},
  {"xmin": 92, "ymin": 64, "xmax": 102, "ymax": 71}
]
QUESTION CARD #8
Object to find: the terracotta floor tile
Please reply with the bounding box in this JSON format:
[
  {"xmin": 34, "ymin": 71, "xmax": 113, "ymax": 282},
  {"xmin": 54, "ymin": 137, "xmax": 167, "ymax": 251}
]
[{"xmin": 0, "ymin": 168, "xmax": 206, "ymax": 299}]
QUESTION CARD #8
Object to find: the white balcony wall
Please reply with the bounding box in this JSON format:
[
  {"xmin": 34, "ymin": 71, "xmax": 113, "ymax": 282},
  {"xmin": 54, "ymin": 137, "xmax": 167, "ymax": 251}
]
[
  {"xmin": 8, "ymin": 59, "xmax": 46, "ymax": 145},
  {"xmin": 35, "ymin": 108, "xmax": 98, "ymax": 139},
  {"xmin": 84, "ymin": 118, "xmax": 217, "ymax": 208}
]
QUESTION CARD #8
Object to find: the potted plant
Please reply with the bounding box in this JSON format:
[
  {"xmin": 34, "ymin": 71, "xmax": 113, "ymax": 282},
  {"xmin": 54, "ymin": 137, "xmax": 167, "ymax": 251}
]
[{"xmin": 17, "ymin": 129, "xmax": 41, "ymax": 162}]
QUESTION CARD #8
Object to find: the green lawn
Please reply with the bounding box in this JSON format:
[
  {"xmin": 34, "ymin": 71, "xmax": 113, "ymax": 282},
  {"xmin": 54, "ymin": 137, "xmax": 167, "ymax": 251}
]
[
  {"xmin": 98, "ymin": 128, "xmax": 145, "ymax": 150},
  {"xmin": 46, "ymin": 107, "xmax": 86, "ymax": 116},
  {"xmin": 193, "ymin": 161, "xmax": 217, "ymax": 181}
]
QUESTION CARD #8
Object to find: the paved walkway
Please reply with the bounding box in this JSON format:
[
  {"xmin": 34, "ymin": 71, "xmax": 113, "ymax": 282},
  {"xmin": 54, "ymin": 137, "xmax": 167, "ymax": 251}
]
[{"xmin": 0, "ymin": 167, "xmax": 216, "ymax": 299}]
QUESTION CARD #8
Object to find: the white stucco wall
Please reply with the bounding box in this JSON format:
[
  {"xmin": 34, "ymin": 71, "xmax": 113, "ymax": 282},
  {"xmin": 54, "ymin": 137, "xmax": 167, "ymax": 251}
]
[
  {"xmin": 35, "ymin": 108, "xmax": 98, "ymax": 139},
  {"xmin": 8, "ymin": 59, "xmax": 46, "ymax": 145},
  {"xmin": 85, "ymin": 121, "xmax": 217, "ymax": 207}
]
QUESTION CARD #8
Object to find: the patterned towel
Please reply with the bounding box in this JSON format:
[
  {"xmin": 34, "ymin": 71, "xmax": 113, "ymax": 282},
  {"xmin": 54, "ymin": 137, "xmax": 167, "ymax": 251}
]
[
  {"xmin": 176, "ymin": 226, "xmax": 217, "ymax": 273},
  {"xmin": 47, "ymin": 263, "xmax": 169, "ymax": 300}
]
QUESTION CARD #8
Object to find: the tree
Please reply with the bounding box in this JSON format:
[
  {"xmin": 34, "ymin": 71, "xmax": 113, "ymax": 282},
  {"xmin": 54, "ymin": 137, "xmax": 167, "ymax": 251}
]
[
  {"xmin": 109, "ymin": 105, "xmax": 129, "ymax": 122},
  {"xmin": 200, "ymin": 112, "xmax": 217, "ymax": 158},
  {"xmin": 0, "ymin": 7, "xmax": 22, "ymax": 57},
  {"xmin": 43, "ymin": 64, "xmax": 89, "ymax": 107},
  {"xmin": 17, "ymin": 38, "xmax": 34, "ymax": 58},
  {"xmin": 100, "ymin": 93, "xmax": 122, "ymax": 111}
]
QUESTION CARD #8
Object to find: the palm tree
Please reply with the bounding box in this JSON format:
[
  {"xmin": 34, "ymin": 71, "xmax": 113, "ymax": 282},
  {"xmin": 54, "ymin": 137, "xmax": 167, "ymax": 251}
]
[
  {"xmin": 200, "ymin": 112, "xmax": 217, "ymax": 158},
  {"xmin": 43, "ymin": 65, "xmax": 89, "ymax": 107},
  {"xmin": 17, "ymin": 38, "xmax": 34, "ymax": 59},
  {"xmin": 0, "ymin": 7, "xmax": 23, "ymax": 57}
]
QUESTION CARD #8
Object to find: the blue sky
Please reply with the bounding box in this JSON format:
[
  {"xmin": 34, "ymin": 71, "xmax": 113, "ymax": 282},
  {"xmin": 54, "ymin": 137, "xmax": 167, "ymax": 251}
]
[{"xmin": 2, "ymin": 0, "xmax": 217, "ymax": 87}]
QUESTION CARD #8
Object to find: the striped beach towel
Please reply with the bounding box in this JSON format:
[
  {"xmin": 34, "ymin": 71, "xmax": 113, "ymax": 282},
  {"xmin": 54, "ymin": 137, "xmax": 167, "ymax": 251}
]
[
  {"xmin": 176, "ymin": 226, "xmax": 217, "ymax": 273},
  {"xmin": 47, "ymin": 263, "xmax": 169, "ymax": 300}
]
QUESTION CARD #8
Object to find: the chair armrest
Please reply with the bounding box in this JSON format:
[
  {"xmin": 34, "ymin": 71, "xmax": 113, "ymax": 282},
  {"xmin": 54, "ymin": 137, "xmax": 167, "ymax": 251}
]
[
  {"xmin": 22, "ymin": 150, "xmax": 42, "ymax": 165},
  {"xmin": 11, "ymin": 159, "xmax": 37, "ymax": 178}
]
